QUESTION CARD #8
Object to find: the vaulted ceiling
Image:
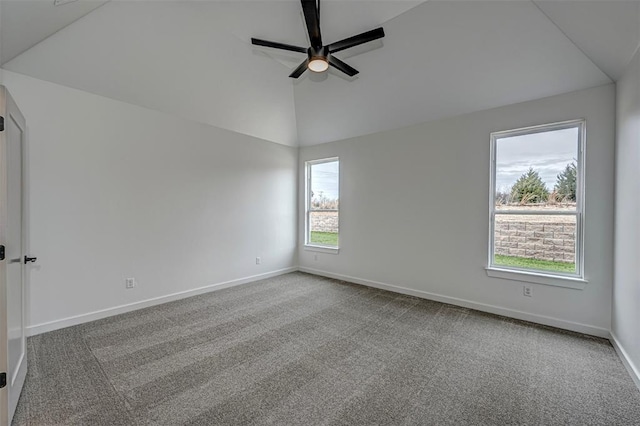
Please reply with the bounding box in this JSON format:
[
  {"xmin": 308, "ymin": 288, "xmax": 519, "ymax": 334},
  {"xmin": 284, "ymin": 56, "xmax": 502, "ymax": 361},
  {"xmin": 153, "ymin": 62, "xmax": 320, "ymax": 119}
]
[
  {"xmin": 1, "ymin": 1, "xmax": 638, "ymax": 147},
  {"xmin": 0, "ymin": 0, "xmax": 107, "ymax": 65}
]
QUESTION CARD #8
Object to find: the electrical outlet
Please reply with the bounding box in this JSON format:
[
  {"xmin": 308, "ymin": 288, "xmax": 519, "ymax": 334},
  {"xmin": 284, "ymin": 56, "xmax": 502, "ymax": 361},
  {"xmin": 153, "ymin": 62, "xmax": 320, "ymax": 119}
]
[
  {"xmin": 125, "ymin": 278, "xmax": 136, "ymax": 289},
  {"xmin": 523, "ymin": 285, "xmax": 532, "ymax": 297},
  {"xmin": 256, "ymin": 257, "xmax": 261, "ymax": 265}
]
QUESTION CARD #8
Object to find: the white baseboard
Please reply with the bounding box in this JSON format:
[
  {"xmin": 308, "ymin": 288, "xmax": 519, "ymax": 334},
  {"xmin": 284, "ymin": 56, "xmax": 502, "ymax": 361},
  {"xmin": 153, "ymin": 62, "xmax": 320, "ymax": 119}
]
[
  {"xmin": 26, "ymin": 265, "xmax": 612, "ymax": 341},
  {"xmin": 26, "ymin": 267, "xmax": 297, "ymax": 336},
  {"xmin": 298, "ymin": 266, "xmax": 610, "ymax": 338},
  {"xmin": 610, "ymin": 332, "xmax": 640, "ymax": 392}
]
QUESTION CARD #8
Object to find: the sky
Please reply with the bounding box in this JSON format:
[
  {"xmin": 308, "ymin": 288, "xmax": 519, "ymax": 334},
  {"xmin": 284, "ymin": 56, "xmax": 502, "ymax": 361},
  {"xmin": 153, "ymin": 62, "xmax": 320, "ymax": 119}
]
[
  {"xmin": 311, "ymin": 160, "xmax": 339, "ymax": 200},
  {"xmin": 495, "ymin": 127, "xmax": 578, "ymax": 193}
]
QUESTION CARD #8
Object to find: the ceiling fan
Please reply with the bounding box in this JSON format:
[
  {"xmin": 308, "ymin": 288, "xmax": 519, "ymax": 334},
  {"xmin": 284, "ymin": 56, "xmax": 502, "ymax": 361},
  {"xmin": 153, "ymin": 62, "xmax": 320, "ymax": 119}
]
[{"xmin": 251, "ymin": 0, "xmax": 385, "ymax": 78}]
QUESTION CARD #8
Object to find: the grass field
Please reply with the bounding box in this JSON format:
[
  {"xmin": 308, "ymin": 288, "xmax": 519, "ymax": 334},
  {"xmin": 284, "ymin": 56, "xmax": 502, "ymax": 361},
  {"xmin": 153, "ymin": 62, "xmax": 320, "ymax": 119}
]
[
  {"xmin": 494, "ymin": 254, "xmax": 575, "ymax": 273},
  {"xmin": 310, "ymin": 231, "xmax": 338, "ymax": 246}
]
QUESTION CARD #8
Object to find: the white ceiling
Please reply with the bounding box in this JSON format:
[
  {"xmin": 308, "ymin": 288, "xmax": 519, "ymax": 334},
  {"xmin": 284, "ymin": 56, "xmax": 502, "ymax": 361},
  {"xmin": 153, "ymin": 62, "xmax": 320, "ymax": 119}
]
[
  {"xmin": 295, "ymin": 0, "xmax": 614, "ymax": 145},
  {"xmin": 1, "ymin": 1, "xmax": 638, "ymax": 146},
  {"xmin": 1, "ymin": 0, "xmax": 418, "ymax": 146},
  {"xmin": 534, "ymin": 0, "xmax": 640, "ymax": 81},
  {"xmin": 0, "ymin": 0, "xmax": 107, "ymax": 65}
]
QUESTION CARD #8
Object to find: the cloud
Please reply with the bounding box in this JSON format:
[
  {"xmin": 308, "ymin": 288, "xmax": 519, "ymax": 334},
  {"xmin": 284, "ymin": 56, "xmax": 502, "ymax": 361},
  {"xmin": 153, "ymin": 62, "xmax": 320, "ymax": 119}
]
[{"xmin": 495, "ymin": 127, "xmax": 578, "ymax": 192}]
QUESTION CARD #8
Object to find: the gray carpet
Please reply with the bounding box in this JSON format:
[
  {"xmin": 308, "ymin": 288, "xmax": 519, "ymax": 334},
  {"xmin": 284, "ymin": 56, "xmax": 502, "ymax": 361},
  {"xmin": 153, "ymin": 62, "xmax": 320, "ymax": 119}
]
[{"xmin": 12, "ymin": 272, "xmax": 640, "ymax": 425}]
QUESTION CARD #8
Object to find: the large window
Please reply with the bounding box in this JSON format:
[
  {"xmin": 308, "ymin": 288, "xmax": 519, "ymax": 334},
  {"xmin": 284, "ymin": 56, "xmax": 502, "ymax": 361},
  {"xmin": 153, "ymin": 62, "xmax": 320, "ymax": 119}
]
[
  {"xmin": 489, "ymin": 120, "xmax": 584, "ymax": 280},
  {"xmin": 306, "ymin": 158, "xmax": 339, "ymax": 250}
]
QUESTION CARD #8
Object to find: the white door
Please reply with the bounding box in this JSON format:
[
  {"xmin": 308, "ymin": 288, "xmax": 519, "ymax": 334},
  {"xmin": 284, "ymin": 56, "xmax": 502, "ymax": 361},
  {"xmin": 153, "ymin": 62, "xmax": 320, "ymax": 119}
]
[{"xmin": 0, "ymin": 86, "xmax": 28, "ymax": 426}]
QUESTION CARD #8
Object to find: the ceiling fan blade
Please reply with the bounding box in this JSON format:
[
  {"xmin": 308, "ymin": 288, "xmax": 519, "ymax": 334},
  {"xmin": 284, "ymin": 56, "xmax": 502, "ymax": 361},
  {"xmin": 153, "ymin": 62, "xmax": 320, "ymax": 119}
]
[
  {"xmin": 329, "ymin": 55, "xmax": 358, "ymax": 77},
  {"xmin": 251, "ymin": 38, "xmax": 307, "ymax": 53},
  {"xmin": 301, "ymin": 0, "xmax": 322, "ymax": 48},
  {"xmin": 289, "ymin": 59, "xmax": 310, "ymax": 78},
  {"xmin": 327, "ymin": 27, "xmax": 385, "ymax": 54}
]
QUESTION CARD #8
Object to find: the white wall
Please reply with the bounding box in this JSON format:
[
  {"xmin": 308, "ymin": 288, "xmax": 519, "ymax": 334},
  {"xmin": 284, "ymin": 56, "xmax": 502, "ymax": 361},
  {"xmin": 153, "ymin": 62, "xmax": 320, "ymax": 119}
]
[
  {"xmin": 299, "ymin": 84, "xmax": 615, "ymax": 337},
  {"xmin": 2, "ymin": 71, "xmax": 298, "ymax": 333},
  {"xmin": 0, "ymin": 66, "xmax": 620, "ymax": 342},
  {"xmin": 613, "ymin": 48, "xmax": 640, "ymax": 386}
]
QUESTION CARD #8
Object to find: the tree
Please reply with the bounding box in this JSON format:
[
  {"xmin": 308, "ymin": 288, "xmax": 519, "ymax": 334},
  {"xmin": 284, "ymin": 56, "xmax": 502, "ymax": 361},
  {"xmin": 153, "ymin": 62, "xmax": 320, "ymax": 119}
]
[
  {"xmin": 510, "ymin": 168, "xmax": 549, "ymax": 204},
  {"xmin": 554, "ymin": 161, "xmax": 576, "ymax": 202},
  {"xmin": 495, "ymin": 187, "xmax": 512, "ymax": 205}
]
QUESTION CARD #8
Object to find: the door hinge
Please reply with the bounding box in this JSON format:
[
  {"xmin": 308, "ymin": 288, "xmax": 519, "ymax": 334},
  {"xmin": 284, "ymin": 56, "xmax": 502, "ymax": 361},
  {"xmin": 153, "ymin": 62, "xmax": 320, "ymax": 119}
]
[
  {"xmin": 0, "ymin": 372, "xmax": 6, "ymax": 388},
  {"xmin": 0, "ymin": 116, "xmax": 4, "ymax": 132},
  {"xmin": 0, "ymin": 245, "xmax": 4, "ymax": 261}
]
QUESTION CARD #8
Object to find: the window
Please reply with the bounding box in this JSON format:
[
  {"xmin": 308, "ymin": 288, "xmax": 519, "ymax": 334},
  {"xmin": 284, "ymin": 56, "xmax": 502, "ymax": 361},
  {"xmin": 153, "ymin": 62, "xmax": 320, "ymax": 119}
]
[
  {"xmin": 489, "ymin": 120, "xmax": 585, "ymax": 281},
  {"xmin": 305, "ymin": 158, "xmax": 339, "ymax": 250}
]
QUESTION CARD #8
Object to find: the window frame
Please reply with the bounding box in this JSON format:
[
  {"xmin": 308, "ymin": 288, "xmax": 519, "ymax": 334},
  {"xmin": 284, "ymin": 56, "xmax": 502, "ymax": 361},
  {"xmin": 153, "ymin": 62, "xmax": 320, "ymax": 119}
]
[
  {"xmin": 487, "ymin": 119, "xmax": 586, "ymax": 286},
  {"xmin": 305, "ymin": 157, "xmax": 340, "ymax": 253}
]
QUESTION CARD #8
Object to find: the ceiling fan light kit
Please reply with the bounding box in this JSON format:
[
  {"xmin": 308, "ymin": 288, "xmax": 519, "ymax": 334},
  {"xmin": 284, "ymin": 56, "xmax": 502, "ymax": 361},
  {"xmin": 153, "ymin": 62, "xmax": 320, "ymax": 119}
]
[
  {"xmin": 251, "ymin": 0, "xmax": 385, "ymax": 79},
  {"xmin": 308, "ymin": 58, "xmax": 329, "ymax": 73}
]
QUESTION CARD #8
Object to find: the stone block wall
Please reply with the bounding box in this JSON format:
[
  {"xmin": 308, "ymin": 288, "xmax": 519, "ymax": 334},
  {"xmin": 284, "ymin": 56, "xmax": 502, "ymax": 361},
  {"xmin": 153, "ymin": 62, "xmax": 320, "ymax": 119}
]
[
  {"xmin": 308, "ymin": 210, "xmax": 575, "ymax": 263},
  {"xmin": 494, "ymin": 218, "xmax": 576, "ymax": 263},
  {"xmin": 310, "ymin": 210, "xmax": 339, "ymax": 233}
]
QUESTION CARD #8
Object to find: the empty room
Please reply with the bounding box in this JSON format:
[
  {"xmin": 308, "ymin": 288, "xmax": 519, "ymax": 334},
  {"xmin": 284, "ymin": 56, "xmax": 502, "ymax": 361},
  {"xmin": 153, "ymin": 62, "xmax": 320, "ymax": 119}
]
[{"xmin": 0, "ymin": 0, "xmax": 639, "ymax": 424}]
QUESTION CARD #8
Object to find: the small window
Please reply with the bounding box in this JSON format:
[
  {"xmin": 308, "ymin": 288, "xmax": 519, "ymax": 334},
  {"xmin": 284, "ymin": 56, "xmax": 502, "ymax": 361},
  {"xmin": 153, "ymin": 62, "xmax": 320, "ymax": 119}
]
[
  {"xmin": 305, "ymin": 158, "xmax": 339, "ymax": 249},
  {"xmin": 489, "ymin": 120, "xmax": 584, "ymax": 279}
]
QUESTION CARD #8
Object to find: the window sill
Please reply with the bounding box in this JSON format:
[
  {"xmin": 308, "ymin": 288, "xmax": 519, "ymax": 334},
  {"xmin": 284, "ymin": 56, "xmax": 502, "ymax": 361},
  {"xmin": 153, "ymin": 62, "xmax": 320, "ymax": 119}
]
[
  {"xmin": 486, "ymin": 267, "xmax": 587, "ymax": 290},
  {"xmin": 304, "ymin": 245, "xmax": 339, "ymax": 255}
]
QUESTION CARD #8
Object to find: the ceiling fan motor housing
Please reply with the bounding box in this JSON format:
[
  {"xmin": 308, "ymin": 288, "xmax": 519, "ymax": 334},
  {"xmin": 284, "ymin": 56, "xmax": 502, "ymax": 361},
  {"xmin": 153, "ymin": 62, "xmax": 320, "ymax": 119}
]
[{"xmin": 309, "ymin": 46, "xmax": 329, "ymax": 62}]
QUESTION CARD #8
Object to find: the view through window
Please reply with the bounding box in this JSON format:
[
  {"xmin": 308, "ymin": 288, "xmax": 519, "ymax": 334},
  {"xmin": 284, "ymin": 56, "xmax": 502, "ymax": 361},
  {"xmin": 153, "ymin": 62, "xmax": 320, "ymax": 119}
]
[
  {"xmin": 490, "ymin": 121, "xmax": 584, "ymax": 277},
  {"xmin": 306, "ymin": 158, "xmax": 339, "ymax": 248}
]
